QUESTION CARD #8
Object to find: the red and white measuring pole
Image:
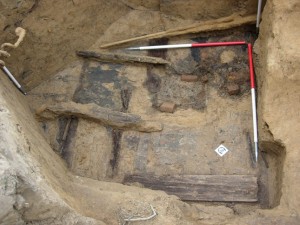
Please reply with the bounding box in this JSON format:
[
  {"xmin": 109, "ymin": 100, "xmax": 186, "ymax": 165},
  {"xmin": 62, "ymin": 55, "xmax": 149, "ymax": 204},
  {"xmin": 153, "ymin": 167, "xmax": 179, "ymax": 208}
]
[
  {"xmin": 127, "ymin": 41, "xmax": 258, "ymax": 162},
  {"xmin": 247, "ymin": 43, "xmax": 258, "ymax": 162},
  {"xmin": 127, "ymin": 41, "xmax": 246, "ymax": 50}
]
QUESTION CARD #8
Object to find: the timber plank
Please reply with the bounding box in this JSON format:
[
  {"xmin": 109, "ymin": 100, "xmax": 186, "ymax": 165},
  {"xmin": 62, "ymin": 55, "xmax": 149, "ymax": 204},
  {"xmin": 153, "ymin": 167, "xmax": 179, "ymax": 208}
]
[
  {"xmin": 99, "ymin": 14, "xmax": 256, "ymax": 48},
  {"xmin": 124, "ymin": 174, "xmax": 258, "ymax": 202},
  {"xmin": 76, "ymin": 50, "xmax": 170, "ymax": 65},
  {"xmin": 36, "ymin": 102, "xmax": 163, "ymax": 132}
]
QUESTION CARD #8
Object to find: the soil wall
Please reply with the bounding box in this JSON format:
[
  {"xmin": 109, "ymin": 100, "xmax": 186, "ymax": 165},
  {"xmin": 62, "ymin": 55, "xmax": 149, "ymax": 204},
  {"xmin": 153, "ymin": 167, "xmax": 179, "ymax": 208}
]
[
  {"xmin": 1, "ymin": 0, "xmax": 258, "ymax": 90},
  {"xmin": 0, "ymin": 0, "xmax": 299, "ymax": 224},
  {"xmin": 255, "ymin": 0, "xmax": 300, "ymax": 212}
]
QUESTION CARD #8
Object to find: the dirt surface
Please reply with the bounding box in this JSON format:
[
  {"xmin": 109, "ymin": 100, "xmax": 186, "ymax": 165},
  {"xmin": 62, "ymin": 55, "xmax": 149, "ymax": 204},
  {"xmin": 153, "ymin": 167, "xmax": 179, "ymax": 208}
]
[
  {"xmin": 254, "ymin": 0, "xmax": 300, "ymax": 211},
  {"xmin": 27, "ymin": 28, "xmax": 257, "ymax": 184},
  {"xmin": 1, "ymin": 0, "xmax": 300, "ymax": 224},
  {"xmin": 0, "ymin": 0, "xmax": 259, "ymax": 90},
  {"xmin": 0, "ymin": 0, "xmax": 130, "ymax": 89}
]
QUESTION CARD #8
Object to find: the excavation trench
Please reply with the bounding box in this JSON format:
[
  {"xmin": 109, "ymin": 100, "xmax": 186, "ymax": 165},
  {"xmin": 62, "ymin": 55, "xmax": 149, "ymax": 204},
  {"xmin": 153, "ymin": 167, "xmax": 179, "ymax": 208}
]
[
  {"xmin": 29, "ymin": 24, "xmax": 284, "ymax": 205},
  {"xmin": 1, "ymin": 1, "xmax": 297, "ymax": 224}
]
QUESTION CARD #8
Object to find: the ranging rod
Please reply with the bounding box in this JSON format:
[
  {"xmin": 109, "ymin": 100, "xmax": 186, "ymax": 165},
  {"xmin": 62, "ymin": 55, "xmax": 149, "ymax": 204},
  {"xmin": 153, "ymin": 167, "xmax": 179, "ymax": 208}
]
[
  {"xmin": 247, "ymin": 43, "xmax": 258, "ymax": 162},
  {"xmin": 1, "ymin": 65, "xmax": 27, "ymax": 95},
  {"xmin": 127, "ymin": 41, "xmax": 258, "ymax": 163},
  {"xmin": 127, "ymin": 41, "xmax": 247, "ymax": 50}
]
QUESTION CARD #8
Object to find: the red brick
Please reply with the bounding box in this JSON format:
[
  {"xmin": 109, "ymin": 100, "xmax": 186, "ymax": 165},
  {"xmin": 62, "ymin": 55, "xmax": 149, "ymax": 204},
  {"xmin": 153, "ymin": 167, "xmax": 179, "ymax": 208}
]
[
  {"xmin": 227, "ymin": 84, "xmax": 240, "ymax": 95},
  {"xmin": 181, "ymin": 75, "xmax": 198, "ymax": 82},
  {"xmin": 159, "ymin": 102, "xmax": 176, "ymax": 113}
]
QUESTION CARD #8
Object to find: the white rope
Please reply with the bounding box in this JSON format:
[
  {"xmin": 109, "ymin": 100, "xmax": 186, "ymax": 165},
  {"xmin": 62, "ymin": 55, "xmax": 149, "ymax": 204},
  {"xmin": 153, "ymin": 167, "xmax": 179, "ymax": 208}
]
[
  {"xmin": 1, "ymin": 27, "xmax": 26, "ymax": 50},
  {"xmin": 123, "ymin": 205, "xmax": 157, "ymax": 224},
  {"xmin": 0, "ymin": 27, "xmax": 26, "ymax": 66}
]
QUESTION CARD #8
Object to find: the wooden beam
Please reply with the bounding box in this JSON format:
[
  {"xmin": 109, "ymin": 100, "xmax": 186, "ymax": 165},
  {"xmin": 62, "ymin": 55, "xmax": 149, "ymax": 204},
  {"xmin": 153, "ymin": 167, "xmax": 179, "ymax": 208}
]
[
  {"xmin": 36, "ymin": 102, "xmax": 163, "ymax": 132},
  {"xmin": 100, "ymin": 14, "xmax": 256, "ymax": 49},
  {"xmin": 124, "ymin": 174, "xmax": 258, "ymax": 202},
  {"xmin": 76, "ymin": 51, "xmax": 170, "ymax": 65}
]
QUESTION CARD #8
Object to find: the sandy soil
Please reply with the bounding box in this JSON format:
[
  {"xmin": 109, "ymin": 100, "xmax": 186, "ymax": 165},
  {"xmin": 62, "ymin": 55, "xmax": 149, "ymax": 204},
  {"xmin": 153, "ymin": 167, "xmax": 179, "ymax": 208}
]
[{"xmin": 0, "ymin": 0, "xmax": 299, "ymax": 224}]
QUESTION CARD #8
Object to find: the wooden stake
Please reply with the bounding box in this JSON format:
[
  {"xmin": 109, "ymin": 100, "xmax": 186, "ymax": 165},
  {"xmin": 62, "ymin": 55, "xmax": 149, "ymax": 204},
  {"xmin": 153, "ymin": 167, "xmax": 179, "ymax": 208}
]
[
  {"xmin": 36, "ymin": 102, "xmax": 163, "ymax": 133},
  {"xmin": 76, "ymin": 50, "xmax": 170, "ymax": 65},
  {"xmin": 100, "ymin": 14, "xmax": 256, "ymax": 49}
]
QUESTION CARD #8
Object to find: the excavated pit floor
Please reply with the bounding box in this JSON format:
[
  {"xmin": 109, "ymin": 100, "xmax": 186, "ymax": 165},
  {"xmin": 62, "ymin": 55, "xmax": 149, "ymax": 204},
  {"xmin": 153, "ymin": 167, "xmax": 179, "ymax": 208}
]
[{"xmin": 28, "ymin": 25, "xmax": 261, "ymax": 203}]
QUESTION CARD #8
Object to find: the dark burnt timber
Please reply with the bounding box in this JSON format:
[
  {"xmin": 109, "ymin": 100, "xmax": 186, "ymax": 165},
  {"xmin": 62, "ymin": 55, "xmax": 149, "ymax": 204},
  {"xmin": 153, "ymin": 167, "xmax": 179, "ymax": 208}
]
[
  {"xmin": 124, "ymin": 174, "xmax": 258, "ymax": 202},
  {"xmin": 110, "ymin": 129, "xmax": 122, "ymax": 175},
  {"xmin": 76, "ymin": 50, "xmax": 170, "ymax": 65}
]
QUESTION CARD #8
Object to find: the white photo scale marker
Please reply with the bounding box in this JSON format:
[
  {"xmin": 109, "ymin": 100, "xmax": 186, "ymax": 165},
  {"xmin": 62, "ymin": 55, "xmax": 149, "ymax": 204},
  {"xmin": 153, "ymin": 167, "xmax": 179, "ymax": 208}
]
[{"xmin": 127, "ymin": 41, "xmax": 258, "ymax": 162}]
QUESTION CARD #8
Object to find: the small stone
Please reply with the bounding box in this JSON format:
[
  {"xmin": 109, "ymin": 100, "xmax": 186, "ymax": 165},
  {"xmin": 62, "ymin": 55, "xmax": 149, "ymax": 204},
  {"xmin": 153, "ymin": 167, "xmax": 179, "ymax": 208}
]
[
  {"xmin": 201, "ymin": 75, "xmax": 209, "ymax": 83},
  {"xmin": 137, "ymin": 121, "xmax": 163, "ymax": 132},
  {"xmin": 220, "ymin": 50, "xmax": 236, "ymax": 64},
  {"xmin": 227, "ymin": 72, "xmax": 239, "ymax": 82},
  {"xmin": 159, "ymin": 102, "xmax": 176, "ymax": 113},
  {"xmin": 14, "ymin": 195, "xmax": 26, "ymax": 210},
  {"xmin": 227, "ymin": 84, "xmax": 240, "ymax": 95},
  {"xmin": 181, "ymin": 75, "xmax": 198, "ymax": 82},
  {"xmin": 227, "ymin": 72, "xmax": 249, "ymax": 85}
]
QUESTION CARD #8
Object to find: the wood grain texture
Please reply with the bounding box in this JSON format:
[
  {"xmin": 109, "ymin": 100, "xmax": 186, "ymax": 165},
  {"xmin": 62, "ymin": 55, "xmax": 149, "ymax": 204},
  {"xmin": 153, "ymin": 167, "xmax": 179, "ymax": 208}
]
[
  {"xmin": 124, "ymin": 174, "xmax": 258, "ymax": 202},
  {"xmin": 76, "ymin": 51, "xmax": 170, "ymax": 65},
  {"xmin": 100, "ymin": 14, "xmax": 256, "ymax": 48},
  {"xmin": 36, "ymin": 101, "xmax": 163, "ymax": 132}
]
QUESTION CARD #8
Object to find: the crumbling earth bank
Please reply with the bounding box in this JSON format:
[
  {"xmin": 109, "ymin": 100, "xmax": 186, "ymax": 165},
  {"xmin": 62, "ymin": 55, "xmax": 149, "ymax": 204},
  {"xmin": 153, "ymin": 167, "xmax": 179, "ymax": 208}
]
[
  {"xmin": 0, "ymin": 0, "xmax": 300, "ymax": 225},
  {"xmin": 254, "ymin": 0, "xmax": 300, "ymax": 213},
  {"xmin": 0, "ymin": 0, "xmax": 257, "ymax": 90}
]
